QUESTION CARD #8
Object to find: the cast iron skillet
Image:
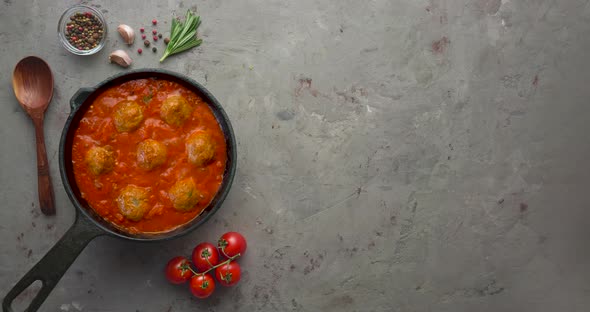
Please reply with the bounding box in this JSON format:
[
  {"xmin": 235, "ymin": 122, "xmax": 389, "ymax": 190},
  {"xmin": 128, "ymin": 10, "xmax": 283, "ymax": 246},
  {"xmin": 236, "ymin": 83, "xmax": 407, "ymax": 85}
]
[{"xmin": 2, "ymin": 69, "xmax": 237, "ymax": 312}]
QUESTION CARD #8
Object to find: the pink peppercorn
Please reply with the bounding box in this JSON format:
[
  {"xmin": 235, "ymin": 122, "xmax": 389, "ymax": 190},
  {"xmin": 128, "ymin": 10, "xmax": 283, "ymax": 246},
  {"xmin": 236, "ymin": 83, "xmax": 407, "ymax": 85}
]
[
  {"xmin": 140, "ymin": 27, "xmax": 145, "ymax": 33},
  {"xmin": 141, "ymin": 34, "xmax": 146, "ymax": 39},
  {"xmin": 138, "ymin": 48, "xmax": 142, "ymax": 54},
  {"xmin": 153, "ymin": 35, "xmax": 158, "ymax": 41},
  {"xmin": 152, "ymin": 19, "xmax": 157, "ymax": 25},
  {"xmin": 78, "ymin": 27, "xmax": 83, "ymax": 31},
  {"xmin": 152, "ymin": 29, "xmax": 157, "ymax": 35}
]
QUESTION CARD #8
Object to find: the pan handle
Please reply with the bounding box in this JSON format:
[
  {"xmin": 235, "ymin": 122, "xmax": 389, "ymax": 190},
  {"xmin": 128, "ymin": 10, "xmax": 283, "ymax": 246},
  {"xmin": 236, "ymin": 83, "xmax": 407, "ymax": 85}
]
[
  {"xmin": 2, "ymin": 215, "xmax": 104, "ymax": 312},
  {"xmin": 70, "ymin": 87, "xmax": 95, "ymax": 110}
]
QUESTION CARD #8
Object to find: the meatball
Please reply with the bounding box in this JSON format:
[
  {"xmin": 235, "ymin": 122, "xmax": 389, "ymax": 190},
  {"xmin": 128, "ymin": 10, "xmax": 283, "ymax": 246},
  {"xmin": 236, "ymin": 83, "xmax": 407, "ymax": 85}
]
[
  {"xmin": 116, "ymin": 185, "xmax": 150, "ymax": 221},
  {"xmin": 136, "ymin": 139, "xmax": 167, "ymax": 170},
  {"xmin": 160, "ymin": 95, "xmax": 192, "ymax": 126},
  {"xmin": 113, "ymin": 100, "xmax": 144, "ymax": 132},
  {"xmin": 85, "ymin": 146, "xmax": 115, "ymax": 175},
  {"xmin": 186, "ymin": 131, "xmax": 215, "ymax": 167},
  {"xmin": 169, "ymin": 178, "xmax": 202, "ymax": 212}
]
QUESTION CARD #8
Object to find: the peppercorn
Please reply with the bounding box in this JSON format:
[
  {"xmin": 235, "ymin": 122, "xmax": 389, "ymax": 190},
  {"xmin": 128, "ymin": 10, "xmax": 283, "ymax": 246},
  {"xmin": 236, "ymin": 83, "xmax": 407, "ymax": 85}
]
[
  {"xmin": 140, "ymin": 27, "xmax": 145, "ymax": 33},
  {"xmin": 152, "ymin": 29, "xmax": 157, "ymax": 35},
  {"xmin": 141, "ymin": 34, "xmax": 146, "ymax": 40},
  {"xmin": 152, "ymin": 47, "xmax": 157, "ymax": 52},
  {"xmin": 64, "ymin": 11, "xmax": 104, "ymax": 51},
  {"xmin": 138, "ymin": 48, "xmax": 143, "ymax": 54},
  {"xmin": 152, "ymin": 19, "xmax": 157, "ymax": 25},
  {"xmin": 158, "ymin": 33, "xmax": 162, "ymax": 38},
  {"xmin": 144, "ymin": 40, "xmax": 150, "ymax": 47},
  {"xmin": 153, "ymin": 35, "xmax": 158, "ymax": 41},
  {"xmin": 164, "ymin": 37, "xmax": 170, "ymax": 45}
]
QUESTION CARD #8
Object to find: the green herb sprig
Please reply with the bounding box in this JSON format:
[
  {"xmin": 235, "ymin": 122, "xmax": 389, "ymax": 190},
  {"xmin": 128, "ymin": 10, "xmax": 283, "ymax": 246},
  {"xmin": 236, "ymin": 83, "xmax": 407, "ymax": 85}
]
[
  {"xmin": 160, "ymin": 10, "xmax": 202, "ymax": 62},
  {"xmin": 142, "ymin": 94, "xmax": 153, "ymax": 104}
]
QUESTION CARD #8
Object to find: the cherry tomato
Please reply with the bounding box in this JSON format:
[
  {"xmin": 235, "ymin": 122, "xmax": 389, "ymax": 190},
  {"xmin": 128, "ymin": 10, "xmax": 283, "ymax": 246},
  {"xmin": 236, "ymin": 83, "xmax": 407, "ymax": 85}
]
[
  {"xmin": 165, "ymin": 256, "xmax": 192, "ymax": 284},
  {"xmin": 192, "ymin": 242, "xmax": 220, "ymax": 272},
  {"xmin": 215, "ymin": 261, "xmax": 241, "ymax": 286},
  {"xmin": 189, "ymin": 274, "xmax": 215, "ymax": 298},
  {"xmin": 218, "ymin": 232, "xmax": 247, "ymax": 258}
]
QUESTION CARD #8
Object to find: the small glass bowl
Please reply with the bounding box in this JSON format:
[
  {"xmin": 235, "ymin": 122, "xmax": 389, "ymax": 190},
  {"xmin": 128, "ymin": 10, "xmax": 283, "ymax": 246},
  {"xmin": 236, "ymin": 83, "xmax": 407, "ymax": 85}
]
[{"xmin": 58, "ymin": 5, "xmax": 107, "ymax": 55}]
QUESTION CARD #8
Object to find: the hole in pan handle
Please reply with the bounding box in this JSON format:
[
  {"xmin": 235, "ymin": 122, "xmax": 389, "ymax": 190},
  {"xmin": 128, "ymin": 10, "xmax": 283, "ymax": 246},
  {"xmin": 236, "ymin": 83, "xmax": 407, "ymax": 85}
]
[{"xmin": 2, "ymin": 215, "xmax": 104, "ymax": 312}]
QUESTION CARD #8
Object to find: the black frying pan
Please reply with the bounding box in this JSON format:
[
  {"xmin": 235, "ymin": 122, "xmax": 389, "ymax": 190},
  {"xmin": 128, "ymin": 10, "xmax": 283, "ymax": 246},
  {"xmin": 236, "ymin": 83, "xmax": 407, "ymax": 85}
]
[{"xmin": 2, "ymin": 69, "xmax": 237, "ymax": 312}]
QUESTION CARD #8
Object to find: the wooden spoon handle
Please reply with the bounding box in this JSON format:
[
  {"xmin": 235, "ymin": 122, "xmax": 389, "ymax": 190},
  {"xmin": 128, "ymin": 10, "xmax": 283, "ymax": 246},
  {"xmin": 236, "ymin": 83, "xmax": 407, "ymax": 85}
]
[{"xmin": 33, "ymin": 117, "xmax": 55, "ymax": 216}]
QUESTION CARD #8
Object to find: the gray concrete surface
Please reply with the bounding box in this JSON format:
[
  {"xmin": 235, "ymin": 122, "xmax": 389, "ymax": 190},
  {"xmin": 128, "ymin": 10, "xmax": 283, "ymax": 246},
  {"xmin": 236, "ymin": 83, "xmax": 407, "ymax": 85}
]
[{"xmin": 2, "ymin": 0, "xmax": 590, "ymax": 311}]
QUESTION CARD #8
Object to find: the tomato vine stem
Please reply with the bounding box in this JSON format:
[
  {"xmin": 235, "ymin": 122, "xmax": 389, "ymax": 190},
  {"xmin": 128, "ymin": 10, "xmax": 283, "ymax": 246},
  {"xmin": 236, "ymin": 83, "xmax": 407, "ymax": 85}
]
[{"xmin": 192, "ymin": 249, "xmax": 241, "ymax": 276}]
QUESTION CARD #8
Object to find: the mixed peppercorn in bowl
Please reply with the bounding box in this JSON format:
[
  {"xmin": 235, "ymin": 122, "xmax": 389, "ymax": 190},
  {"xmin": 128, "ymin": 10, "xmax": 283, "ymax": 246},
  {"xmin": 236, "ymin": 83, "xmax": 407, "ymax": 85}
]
[{"xmin": 58, "ymin": 5, "xmax": 107, "ymax": 55}]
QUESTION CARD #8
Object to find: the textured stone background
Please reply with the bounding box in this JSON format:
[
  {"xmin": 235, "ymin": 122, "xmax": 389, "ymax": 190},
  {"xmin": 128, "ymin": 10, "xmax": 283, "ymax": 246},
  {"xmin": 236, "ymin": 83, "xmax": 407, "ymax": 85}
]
[{"xmin": 1, "ymin": 0, "xmax": 590, "ymax": 311}]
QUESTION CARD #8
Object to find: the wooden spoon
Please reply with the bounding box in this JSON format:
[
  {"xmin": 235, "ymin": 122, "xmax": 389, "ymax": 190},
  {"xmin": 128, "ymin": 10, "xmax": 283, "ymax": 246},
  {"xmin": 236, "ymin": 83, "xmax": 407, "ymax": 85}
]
[{"xmin": 12, "ymin": 56, "xmax": 56, "ymax": 216}]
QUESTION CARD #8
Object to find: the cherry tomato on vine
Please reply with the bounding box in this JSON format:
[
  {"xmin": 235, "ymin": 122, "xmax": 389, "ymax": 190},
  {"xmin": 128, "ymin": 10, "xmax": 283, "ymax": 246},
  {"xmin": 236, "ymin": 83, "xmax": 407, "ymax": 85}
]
[
  {"xmin": 165, "ymin": 256, "xmax": 192, "ymax": 284},
  {"xmin": 218, "ymin": 232, "xmax": 247, "ymax": 258},
  {"xmin": 189, "ymin": 274, "xmax": 216, "ymax": 298},
  {"xmin": 192, "ymin": 242, "xmax": 220, "ymax": 272},
  {"xmin": 215, "ymin": 261, "xmax": 241, "ymax": 286}
]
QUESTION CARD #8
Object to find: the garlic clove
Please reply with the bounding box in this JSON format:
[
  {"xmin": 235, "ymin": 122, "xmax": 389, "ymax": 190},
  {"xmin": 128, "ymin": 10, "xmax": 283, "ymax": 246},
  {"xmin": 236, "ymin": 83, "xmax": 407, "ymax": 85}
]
[
  {"xmin": 117, "ymin": 24, "xmax": 135, "ymax": 45},
  {"xmin": 109, "ymin": 50, "xmax": 132, "ymax": 68}
]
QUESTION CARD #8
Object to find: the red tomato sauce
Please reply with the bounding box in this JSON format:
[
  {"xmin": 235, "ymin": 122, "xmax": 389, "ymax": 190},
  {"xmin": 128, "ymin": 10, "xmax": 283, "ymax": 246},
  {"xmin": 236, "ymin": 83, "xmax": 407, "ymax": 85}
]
[{"xmin": 72, "ymin": 78, "xmax": 227, "ymax": 233}]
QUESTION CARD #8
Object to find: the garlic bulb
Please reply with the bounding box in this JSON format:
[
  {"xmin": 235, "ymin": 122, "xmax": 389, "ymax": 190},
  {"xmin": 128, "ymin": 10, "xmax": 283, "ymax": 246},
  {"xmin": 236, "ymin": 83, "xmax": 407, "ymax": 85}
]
[
  {"xmin": 109, "ymin": 50, "xmax": 132, "ymax": 68},
  {"xmin": 117, "ymin": 24, "xmax": 135, "ymax": 45}
]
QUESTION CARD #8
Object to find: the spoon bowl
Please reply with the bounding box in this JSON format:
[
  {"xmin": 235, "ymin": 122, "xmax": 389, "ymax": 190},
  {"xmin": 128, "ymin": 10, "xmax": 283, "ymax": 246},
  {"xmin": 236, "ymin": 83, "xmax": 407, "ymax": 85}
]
[
  {"xmin": 13, "ymin": 57, "xmax": 54, "ymax": 112},
  {"xmin": 12, "ymin": 56, "xmax": 56, "ymax": 215}
]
